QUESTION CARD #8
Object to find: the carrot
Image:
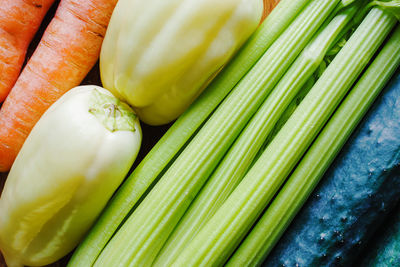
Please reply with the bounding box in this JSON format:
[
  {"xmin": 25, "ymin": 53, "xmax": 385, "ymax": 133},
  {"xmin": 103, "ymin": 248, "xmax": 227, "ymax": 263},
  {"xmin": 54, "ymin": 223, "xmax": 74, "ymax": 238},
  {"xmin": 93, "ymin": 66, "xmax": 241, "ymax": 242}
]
[
  {"xmin": 262, "ymin": 0, "xmax": 281, "ymax": 21},
  {"xmin": 0, "ymin": 0, "xmax": 55, "ymax": 103},
  {"xmin": 0, "ymin": 0, "xmax": 117, "ymax": 172}
]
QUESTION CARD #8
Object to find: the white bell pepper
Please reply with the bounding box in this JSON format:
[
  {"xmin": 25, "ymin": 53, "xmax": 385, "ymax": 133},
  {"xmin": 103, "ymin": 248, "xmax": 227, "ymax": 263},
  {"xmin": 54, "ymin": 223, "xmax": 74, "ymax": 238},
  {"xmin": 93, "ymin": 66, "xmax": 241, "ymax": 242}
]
[
  {"xmin": 0, "ymin": 85, "xmax": 142, "ymax": 267},
  {"xmin": 100, "ymin": 0, "xmax": 263, "ymax": 125}
]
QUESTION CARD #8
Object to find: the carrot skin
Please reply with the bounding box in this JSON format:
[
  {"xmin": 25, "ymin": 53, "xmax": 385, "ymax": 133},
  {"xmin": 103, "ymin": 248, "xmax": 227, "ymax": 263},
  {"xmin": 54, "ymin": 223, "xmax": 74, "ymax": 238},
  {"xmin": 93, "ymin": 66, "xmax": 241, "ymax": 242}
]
[
  {"xmin": 262, "ymin": 0, "xmax": 280, "ymax": 22},
  {"xmin": 0, "ymin": 0, "xmax": 56, "ymax": 102},
  {"xmin": 0, "ymin": 0, "xmax": 117, "ymax": 172}
]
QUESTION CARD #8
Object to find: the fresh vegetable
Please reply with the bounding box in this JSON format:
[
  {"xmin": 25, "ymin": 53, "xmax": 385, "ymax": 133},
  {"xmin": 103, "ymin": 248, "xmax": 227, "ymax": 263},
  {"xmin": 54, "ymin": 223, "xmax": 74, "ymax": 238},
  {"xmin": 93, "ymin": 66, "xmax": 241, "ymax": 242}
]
[
  {"xmin": 153, "ymin": 4, "xmax": 358, "ymax": 265},
  {"xmin": 0, "ymin": 85, "xmax": 142, "ymax": 267},
  {"xmin": 230, "ymin": 25, "xmax": 400, "ymax": 267},
  {"xmin": 370, "ymin": 0, "xmax": 400, "ymax": 20},
  {"xmin": 265, "ymin": 21, "xmax": 400, "ymax": 267},
  {"xmin": 100, "ymin": 0, "xmax": 263, "ymax": 125},
  {"xmin": 361, "ymin": 200, "xmax": 400, "ymax": 266},
  {"xmin": 262, "ymin": 0, "xmax": 280, "ymax": 21},
  {"xmin": 69, "ymin": 1, "xmax": 309, "ymax": 265},
  {"xmin": 0, "ymin": 0, "xmax": 55, "ymax": 102},
  {"xmin": 91, "ymin": 0, "xmax": 336, "ymax": 266},
  {"xmin": 267, "ymin": 70, "xmax": 400, "ymax": 267},
  {"xmin": 172, "ymin": 7, "xmax": 397, "ymax": 267},
  {"xmin": 0, "ymin": 0, "xmax": 117, "ymax": 172}
]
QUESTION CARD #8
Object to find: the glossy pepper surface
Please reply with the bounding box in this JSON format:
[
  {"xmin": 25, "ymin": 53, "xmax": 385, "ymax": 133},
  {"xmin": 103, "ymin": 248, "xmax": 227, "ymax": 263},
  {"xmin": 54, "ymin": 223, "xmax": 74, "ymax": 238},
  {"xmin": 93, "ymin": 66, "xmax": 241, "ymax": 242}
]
[
  {"xmin": 100, "ymin": 0, "xmax": 263, "ymax": 125},
  {"xmin": 0, "ymin": 85, "xmax": 142, "ymax": 267}
]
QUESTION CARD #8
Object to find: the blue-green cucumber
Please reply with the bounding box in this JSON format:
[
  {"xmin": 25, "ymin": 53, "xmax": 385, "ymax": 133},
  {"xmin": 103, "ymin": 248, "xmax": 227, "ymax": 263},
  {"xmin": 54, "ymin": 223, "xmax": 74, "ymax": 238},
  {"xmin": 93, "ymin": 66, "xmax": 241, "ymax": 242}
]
[
  {"xmin": 229, "ymin": 24, "xmax": 400, "ymax": 267},
  {"xmin": 265, "ymin": 53, "xmax": 400, "ymax": 267},
  {"xmin": 359, "ymin": 201, "xmax": 400, "ymax": 266}
]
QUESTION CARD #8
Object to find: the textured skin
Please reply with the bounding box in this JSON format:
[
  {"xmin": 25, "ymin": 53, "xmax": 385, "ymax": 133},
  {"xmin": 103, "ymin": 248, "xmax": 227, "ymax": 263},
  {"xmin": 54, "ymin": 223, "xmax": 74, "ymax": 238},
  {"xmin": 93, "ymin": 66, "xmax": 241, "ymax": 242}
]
[
  {"xmin": 360, "ymin": 203, "xmax": 400, "ymax": 266},
  {"xmin": 264, "ymin": 69, "xmax": 400, "ymax": 267},
  {"xmin": 0, "ymin": 0, "xmax": 117, "ymax": 172},
  {"xmin": 0, "ymin": 0, "xmax": 55, "ymax": 102}
]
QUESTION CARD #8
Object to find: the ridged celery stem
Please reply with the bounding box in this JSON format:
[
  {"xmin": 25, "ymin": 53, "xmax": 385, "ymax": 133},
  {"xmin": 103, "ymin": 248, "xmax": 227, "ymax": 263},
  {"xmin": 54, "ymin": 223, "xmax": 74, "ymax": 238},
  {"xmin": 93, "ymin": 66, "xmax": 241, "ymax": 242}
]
[
  {"xmin": 92, "ymin": 0, "xmax": 341, "ymax": 266},
  {"xmin": 172, "ymin": 8, "xmax": 397, "ymax": 267},
  {"xmin": 153, "ymin": 5, "xmax": 358, "ymax": 266},
  {"xmin": 229, "ymin": 25, "xmax": 400, "ymax": 267},
  {"xmin": 68, "ymin": 1, "xmax": 311, "ymax": 266}
]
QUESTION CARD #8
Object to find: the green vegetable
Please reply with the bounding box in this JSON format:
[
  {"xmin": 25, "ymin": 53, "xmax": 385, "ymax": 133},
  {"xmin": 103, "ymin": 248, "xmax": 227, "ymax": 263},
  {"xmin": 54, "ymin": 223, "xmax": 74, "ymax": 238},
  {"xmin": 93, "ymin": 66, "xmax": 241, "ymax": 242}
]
[
  {"xmin": 369, "ymin": 0, "xmax": 400, "ymax": 20},
  {"xmin": 0, "ymin": 86, "xmax": 141, "ymax": 267},
  {"xmin": 172, "ymin": 7, "xmax": 397, "ymax": 267},
  {"xmin": 341, "ymin": 0, "xmax": 358, "ymax": 6},
  {"xmin": 266, "ymin": 39, "xmax": 400, "ymax": 267},
  {"xmin": 91, "ymin": 0, "xmax": 338, "ymax": 266},
  {"xmin": 229, "ymin": 25, "xmax": 400, "ymax": 267},
  {"xmin": 153, "ymin": 4, "xmax": 358, "ymax": 265},
  {"xmin": 68, "ymin": 1, "xmax": 311, "ymax": 266}
]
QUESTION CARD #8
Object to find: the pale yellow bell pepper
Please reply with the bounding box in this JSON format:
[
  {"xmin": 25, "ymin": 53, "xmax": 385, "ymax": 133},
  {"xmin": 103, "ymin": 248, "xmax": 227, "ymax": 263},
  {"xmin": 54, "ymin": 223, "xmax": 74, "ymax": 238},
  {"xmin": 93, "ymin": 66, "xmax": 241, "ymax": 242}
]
[
  {"xmin": 100, "ymin": 0, "xmax": 263, "ymax": 125},
  {"xmin": 0, "ymin": 85, "xmax": 142, "ymax": 267}
]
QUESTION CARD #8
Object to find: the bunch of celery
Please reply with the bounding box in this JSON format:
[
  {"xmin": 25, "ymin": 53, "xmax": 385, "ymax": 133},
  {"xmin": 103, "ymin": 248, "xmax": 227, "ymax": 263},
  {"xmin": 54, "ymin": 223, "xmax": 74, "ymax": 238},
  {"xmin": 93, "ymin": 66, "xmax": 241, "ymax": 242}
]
[
  {"xmin": 154, "ymin": 4, "xmax": 358, "ymax": 265},
  {"xmin": 69, "ymin": 0, "xmax": 400, "ymax": 266},
  {"xmin": 229, "ymin": 25, "xmax": 400, "ymax": 266},
  {"xmin": 172, "ymin": 6, "xmax": 397, "ymax": 267},
  {"xmin": 69, "ymin": 0, "xmax": 309, "ymax": 264}
]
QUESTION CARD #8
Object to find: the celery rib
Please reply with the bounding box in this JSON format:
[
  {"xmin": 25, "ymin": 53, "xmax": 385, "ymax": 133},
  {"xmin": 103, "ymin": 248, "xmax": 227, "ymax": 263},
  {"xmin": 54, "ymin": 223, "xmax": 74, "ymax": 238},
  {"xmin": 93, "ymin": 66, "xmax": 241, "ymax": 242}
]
[
  {"xmin": 172, "ymin": 8, "xmax": 397, "ymax": 267},
  {"xmin": 91, "ymin": 0, "xmax": 340, "ymax": 266},
  {"xmin": 228, "ymin": 25, "xmax": 400, "ymax": 267},
  {"xmin": 153, "ymin": 5, "xmax": 358, "ymax": 266},
  {"xmin": 67, "ymin": 1, "xmax": 311, "ymax": 266}
]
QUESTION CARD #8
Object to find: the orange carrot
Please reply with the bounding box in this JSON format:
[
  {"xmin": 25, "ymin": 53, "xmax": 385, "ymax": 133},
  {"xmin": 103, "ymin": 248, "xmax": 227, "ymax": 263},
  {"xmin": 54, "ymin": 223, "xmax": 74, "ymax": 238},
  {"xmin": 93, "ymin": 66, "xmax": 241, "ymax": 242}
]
[
  {"xmin": 262, "ymin": 0, "xmax": 280, "ymax": 22},
  {"xmin": 0, "ymin": 0, "xmax": 117, "ymax": 172},
  {"xmin": 0, "ymin": 0, "xmax": 55, "ymax": 102}
]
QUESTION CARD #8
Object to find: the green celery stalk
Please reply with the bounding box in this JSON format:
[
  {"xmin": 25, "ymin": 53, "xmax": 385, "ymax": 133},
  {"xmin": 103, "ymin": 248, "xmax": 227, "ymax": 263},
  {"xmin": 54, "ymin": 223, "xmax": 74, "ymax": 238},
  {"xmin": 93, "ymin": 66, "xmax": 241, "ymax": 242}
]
[
  {"xmin": 369, "ymin": 0, "xmax": 400, "ymax": 20},
  {"xmin": 172, "ymin": 8, "xmax": 397, "ymax": 267},
  {"xmin": 228, "ymin": 24, "xmax": 400, "ymax": 267},
  {"xmin": 92, "ymin": 0, "xmax": 340, "ymax": 266},
  {"xmin": 248, "ymin": 76, "xmax": 316, "ymax": 173},
  {"xmin": 67, "ymin": 0, "xmax": 311, "ymax": 266},
  {"xmin": 153, "ymin": 5, "xmax": 358, "ymax": 266},
  {"xmin": 341, "ymin": 0, "xmax": 358, "ymax": 6},
  {"xmin": 263, "ymin": 75, "xmax": 315, "ymax": 148}
]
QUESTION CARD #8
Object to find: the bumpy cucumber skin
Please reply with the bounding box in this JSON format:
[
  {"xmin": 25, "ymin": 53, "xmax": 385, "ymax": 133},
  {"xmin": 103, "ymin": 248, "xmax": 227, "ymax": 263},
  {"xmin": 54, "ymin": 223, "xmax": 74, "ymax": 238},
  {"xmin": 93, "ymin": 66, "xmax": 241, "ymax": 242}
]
[
  {"xmin": 264, "ymin": 70, "xmax": 400, "ymax": 267},
  {"xmin": 360, "ymin": 203, "xmax": 400, "ymax": 267}
]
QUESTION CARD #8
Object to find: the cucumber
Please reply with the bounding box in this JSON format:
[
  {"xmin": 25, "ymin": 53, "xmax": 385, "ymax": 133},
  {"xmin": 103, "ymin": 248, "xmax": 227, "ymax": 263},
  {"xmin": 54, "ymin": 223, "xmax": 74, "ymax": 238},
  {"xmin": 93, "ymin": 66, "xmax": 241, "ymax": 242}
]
[
  {"xmin": 359, "ymin": 202, "xmax": 400, "ymax": 266},
  {"xmin": 264, "ymin": 68, "xmax": 400, "ymax": 266}
]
